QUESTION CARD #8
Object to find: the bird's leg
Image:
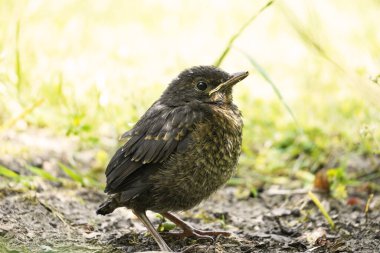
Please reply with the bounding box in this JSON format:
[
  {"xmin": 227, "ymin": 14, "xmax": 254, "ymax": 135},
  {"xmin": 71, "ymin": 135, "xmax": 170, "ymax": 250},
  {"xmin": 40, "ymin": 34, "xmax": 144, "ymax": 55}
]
[
  {"xmin": 133, "ymin": 209, "xmax": 172, "ymax": 252},
  {"xmin": 161, "ymin": 212, "xmax": 231, "ymax": 240}
]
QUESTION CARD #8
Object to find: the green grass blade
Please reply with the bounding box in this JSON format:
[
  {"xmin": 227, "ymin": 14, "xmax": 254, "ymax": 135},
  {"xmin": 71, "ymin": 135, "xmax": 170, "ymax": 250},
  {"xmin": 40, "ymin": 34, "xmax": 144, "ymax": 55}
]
[
  {"xmin": 0, "ymin": 165, "xmax": 20, "ymax": 179},
  {"xmin": 82, "ymin": 176, "xmax": 104, "ymax": 188},
  {"xmin": 0, "ymin": 98, "xmax": 44, "ymax": 131},
  {"xmin": 58, "ymin": 163, "xmax": 84, "ymax": 185},
  {"xmin": 238, "ymin": 49, "xmax": 301, "ymax": 130},
  {"xmin": 26, "ymin": 165, "xmax": 60, "ymax": 182},
  {"xmin": 308, "ymin": 191, "xmax": 335, "ymax": 229},
  {"xmin": 279, "ymin": 4, "xmax": 343, "ymax": 72},
  {"xmin": 214, "ymin": 0, "xmax": 275, "ymax": 67}
]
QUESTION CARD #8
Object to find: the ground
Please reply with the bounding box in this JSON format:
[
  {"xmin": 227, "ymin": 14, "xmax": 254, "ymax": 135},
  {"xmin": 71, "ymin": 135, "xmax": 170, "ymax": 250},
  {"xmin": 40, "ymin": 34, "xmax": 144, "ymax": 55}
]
[
  {"xmin": 0, "ymin": 130, "xmax": 379, "ymax": 253},
  {"xmin": 1, "ymin": 183, "xmax": 379, "ymax": 253}
]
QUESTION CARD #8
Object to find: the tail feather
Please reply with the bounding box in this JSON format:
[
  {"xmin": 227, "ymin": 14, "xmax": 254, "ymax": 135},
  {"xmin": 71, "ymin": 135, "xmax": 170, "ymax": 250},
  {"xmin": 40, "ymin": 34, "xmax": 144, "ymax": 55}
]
[{"xmin": 96, "ymin": 198, "xmax": 118, "ymax": 215}]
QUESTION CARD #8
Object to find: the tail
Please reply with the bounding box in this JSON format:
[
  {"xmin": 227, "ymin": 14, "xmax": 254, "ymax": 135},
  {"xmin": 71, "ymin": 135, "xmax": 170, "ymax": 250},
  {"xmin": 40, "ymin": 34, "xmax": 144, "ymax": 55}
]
[{"xmin": 96, "ymin": 197, "xmax": 119, "ymax": 215}]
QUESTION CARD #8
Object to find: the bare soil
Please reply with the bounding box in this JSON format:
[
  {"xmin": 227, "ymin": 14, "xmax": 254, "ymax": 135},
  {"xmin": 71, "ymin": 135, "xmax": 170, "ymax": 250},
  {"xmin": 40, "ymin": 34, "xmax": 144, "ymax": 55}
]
[
  {"xmin": 1, "ymin": 181, "xmax": 379, "ymax": 253},
  {"xmin": 1, "ymin": 130, "xmax": 379, "ymax": 253}
]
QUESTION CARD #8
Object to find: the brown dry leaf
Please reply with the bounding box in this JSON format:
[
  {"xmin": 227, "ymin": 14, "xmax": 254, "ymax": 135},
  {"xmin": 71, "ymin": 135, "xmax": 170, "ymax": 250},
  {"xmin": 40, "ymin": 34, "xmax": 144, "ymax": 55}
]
[
  {"xmin": 314, "ymin": 169, "xmax": 330, "ymax": 193},
  {"xmin": 346, "ymin": 196, "xmax": 364, "ymax": 207}
]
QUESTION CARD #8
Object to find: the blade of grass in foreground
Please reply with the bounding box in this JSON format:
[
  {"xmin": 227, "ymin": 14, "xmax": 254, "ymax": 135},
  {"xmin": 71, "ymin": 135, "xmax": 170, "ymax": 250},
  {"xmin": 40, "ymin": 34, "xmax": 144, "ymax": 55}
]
[
  {"xmin": 58, "ymin": 163, "xmax": 84, "ymax": 185},
  {"xmin": 238, "ymin": 49, "xmax": 301, "ymax": 130},
  {"xmin": 308, "ymin": 190, "xmax": 335, "ymax": 230},
  {"xmin": 58, "ymin": 162, "xmax": 104, "ymax": 188},
  {"xmin": 0, "ymin": 98, "xmax": 44, "ymax": 131},
  {"xmin": 214, "ymin": 0, "xmax": 275, "ymax": 67},
  {"xmin": 0, "ymin": 165, "xmax": 20, "ymax": 179},
  {"xmin": 27, "ymin": 166, "xmax": 60, "ymax": 183}
]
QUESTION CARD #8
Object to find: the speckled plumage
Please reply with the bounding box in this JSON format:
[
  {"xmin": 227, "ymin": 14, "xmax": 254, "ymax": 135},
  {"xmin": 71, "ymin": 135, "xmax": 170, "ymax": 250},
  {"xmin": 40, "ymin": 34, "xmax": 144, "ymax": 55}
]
[
  {"xmin": 97, "ymin": 66, "xmax": 248, "ymax": 252},
  {"xmin": 129, "ymin": 102, "xmax": 242, "ymax": 213}
]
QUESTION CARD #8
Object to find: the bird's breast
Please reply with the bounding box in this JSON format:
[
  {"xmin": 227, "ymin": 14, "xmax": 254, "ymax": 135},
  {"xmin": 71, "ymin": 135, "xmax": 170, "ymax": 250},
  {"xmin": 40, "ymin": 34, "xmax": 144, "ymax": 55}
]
[
  {"xmin": 193, "ymin": 105, "xmax": 242, "ymax": 176},
  {"xmin": 149, "ymin": 104, "xmax": 243, "ymax": 211}
]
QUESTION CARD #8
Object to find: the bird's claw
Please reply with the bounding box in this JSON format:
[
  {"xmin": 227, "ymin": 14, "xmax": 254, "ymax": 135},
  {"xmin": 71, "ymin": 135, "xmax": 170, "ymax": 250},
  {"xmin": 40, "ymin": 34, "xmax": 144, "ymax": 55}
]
[
  {"xmin": 162, "ymin": 229, "xmax": 230, "ymax": 242},
  {"xmin": 192, "ymin": 229, "xmax": 231, "ymax": 237}
]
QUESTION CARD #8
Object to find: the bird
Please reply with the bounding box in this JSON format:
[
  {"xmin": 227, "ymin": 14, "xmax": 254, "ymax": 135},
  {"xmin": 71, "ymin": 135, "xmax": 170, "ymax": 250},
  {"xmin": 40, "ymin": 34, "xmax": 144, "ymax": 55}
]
[{"xmin": 97, "ymin": 65, "xmax": 249, "ymax": 252}]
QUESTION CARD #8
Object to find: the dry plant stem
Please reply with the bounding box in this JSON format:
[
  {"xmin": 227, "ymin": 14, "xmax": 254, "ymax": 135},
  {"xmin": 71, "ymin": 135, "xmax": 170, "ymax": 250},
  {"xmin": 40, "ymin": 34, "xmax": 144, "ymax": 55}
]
[
  {"xmin": 365, "ymin": 193, "xmax": 374, "ymax": 222},
  {"xmin": 266, "ymin": 188, "xmax": 309, "ymax": 196}
]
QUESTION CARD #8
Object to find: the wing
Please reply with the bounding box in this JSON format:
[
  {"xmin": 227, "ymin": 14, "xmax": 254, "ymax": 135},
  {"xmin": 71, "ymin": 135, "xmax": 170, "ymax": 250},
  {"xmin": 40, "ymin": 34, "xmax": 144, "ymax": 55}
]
[{"xmin": 104, "ymin": 102, "xmax": 204, "ymax": 194}]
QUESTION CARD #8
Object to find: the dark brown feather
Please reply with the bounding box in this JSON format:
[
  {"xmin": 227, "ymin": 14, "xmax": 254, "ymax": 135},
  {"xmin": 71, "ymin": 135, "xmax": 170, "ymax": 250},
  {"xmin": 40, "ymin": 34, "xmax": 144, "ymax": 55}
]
[{"xmin": 104, "ymin": 102, "xmax": 206, "ymax": 194}]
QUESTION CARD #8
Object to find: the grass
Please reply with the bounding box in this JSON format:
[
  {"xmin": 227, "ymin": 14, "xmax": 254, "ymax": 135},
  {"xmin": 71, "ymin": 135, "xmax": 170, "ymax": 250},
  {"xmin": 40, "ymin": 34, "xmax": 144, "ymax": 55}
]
[
  {"xmin": 214, "ymin": 0, "xmax": 275, "ymax": 67},
  {"xmin": 0, "ymin": 1, "xmax": 379, "ymax": 199},
  {"xmin": 308, "ymin": 190, "xmax": 335, "ymax": 229}
]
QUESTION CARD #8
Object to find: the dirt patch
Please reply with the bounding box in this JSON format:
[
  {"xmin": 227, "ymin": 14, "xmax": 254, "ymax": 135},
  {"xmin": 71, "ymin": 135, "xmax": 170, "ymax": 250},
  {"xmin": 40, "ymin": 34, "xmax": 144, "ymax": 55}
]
[
  {"xmin": 1, "ymin": 183, "xmax": 379, "ymax": 253},
  {"xmin": 1, "ymin": 130, "xmax": 379, "ymax": 252}
]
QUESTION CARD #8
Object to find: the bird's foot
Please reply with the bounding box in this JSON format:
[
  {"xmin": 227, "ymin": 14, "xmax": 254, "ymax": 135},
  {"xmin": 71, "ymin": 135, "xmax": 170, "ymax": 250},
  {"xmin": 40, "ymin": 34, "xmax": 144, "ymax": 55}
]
[
  {"xmin": 191, "ymin": 229, "xmax": 231, "ymax": 237},
  {"xmin": 163, "ymin": 229, "xmax": 230, "ymax": 241},
  {"xmin": 160, "ymin": 212, "xmax": 231, "ymax": 242}
]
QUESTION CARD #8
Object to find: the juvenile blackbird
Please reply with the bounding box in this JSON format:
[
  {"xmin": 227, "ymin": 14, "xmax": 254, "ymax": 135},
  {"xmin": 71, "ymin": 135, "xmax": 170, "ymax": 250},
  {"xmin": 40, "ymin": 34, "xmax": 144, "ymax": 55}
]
[{"xmin": 97, "ymin": 66, "xmax": 249, "ymax": 252}]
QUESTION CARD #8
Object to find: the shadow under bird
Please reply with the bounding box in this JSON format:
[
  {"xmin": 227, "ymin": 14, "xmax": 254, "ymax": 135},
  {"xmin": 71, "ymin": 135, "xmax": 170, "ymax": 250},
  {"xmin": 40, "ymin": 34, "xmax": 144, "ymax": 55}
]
[{"xmin": 97, "ymin": 65, "xmax": 249, "ymax": 252}]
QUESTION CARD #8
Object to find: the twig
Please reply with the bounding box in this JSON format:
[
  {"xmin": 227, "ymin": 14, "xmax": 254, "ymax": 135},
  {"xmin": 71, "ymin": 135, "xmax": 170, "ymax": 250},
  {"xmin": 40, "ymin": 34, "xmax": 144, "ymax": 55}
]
[
  {"xmin": 365, "ymin": 193, "xmax": 374, "ymax": 222},
  {"xmin": 266, "ymin": 188, "xmax": 309, "ymax": 196},
  {"xmin": 306, "ymin": 246, "xmax": 323, "ymax": 252},
  {"xmin": 38, "ymin": 197, "xmax": 71, "ymax": 230}
]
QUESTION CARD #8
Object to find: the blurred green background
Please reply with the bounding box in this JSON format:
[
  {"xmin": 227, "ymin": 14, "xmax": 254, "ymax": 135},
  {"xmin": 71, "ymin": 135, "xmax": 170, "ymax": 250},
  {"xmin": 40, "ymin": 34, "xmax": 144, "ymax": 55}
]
[{"xmin": 0, "ymin": 0, "xmax": 379, "ymax": 197}]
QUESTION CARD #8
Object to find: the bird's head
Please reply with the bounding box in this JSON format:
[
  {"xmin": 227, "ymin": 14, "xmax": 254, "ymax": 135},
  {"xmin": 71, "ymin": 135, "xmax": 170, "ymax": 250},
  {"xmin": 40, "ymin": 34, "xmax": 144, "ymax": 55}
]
[{"xmin": 161, "ymin": 66, "xmax": 248, "ymax": 105}]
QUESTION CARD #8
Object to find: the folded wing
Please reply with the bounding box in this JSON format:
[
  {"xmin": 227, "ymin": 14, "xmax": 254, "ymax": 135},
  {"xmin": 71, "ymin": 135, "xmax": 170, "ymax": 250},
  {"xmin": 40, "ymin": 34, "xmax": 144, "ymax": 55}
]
[{"xmin": 104, "ymin": 102, "xmax": 205, "ymax": 194}]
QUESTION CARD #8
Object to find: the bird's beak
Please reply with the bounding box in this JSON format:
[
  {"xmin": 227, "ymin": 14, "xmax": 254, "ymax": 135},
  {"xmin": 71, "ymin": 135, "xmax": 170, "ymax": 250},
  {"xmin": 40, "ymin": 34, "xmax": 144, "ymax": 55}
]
[{"xmin": 209, "ymin": 71, "xmax": 249, "ymax": 95}]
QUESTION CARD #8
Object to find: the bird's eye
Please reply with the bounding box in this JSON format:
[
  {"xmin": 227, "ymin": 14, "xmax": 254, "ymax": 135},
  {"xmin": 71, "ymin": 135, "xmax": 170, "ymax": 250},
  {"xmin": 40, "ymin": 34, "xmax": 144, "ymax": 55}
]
[{"xmin": 196, "ymin": 81, "xmax": 208, "ymax": 91}]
